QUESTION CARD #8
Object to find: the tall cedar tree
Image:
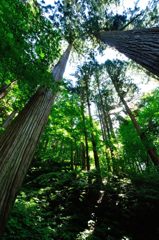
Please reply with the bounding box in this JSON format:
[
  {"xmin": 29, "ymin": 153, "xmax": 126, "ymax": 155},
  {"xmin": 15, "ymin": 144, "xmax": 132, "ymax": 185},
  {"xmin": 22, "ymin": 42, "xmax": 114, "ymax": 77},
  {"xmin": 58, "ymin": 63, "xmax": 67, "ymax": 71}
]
[
  {"xmin": 96, "ymin": 28, "xmax": 159, "ymax": 77},
  {"xmin": 106, "ymin": 61, "xmax": 159, "ymax": 167},
  {"xmin": 0, "ymin": 44, "xmax": 72, "ymax": 234}
]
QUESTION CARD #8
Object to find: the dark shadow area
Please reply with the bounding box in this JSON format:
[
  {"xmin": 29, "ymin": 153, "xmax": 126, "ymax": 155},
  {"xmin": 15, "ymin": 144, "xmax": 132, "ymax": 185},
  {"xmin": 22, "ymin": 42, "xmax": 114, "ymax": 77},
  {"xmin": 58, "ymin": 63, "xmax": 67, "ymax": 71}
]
[{"xmin": 2, "ymin": 166, "xmax": 159, "ymax": 240}]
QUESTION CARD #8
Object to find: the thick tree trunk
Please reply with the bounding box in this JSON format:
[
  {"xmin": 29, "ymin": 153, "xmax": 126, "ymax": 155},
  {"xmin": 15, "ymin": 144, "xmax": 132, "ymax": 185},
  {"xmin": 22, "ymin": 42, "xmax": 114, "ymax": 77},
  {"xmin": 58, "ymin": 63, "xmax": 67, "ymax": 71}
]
[
  {"xmin": 0, "ymin": 88, "xmax": 54, "ymax": 233},
  {"xmin": 112, "ymin": 80, "xmax": 159, "ymax": 166},
  {"xmin": 96, "ymin": 28, "xmax": 159, "ymax": 77},
  {"xmin": 0, "ymin": 44, "xmax": 72, "ymax": 234}
]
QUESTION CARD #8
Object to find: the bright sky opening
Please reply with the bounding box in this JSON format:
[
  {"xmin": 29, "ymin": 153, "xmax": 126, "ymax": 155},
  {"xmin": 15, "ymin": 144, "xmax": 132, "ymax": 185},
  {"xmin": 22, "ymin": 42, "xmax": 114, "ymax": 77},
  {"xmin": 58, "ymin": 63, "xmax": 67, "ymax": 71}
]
[{"xmin": 41, "ymin": 0, "xmax": 159, "ymax": 94}]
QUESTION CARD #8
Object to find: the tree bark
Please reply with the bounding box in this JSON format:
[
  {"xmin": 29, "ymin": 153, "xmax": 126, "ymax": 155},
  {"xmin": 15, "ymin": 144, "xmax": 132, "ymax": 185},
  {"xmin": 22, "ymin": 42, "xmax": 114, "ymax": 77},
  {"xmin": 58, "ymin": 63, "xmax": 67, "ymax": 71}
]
[
  {"xmin": 0, "ymin": 44, "xmax": 72, "ymax": 234},
  {"xmin": 96, "ymin": 28, "xmax": 159, "ymax": 77}
]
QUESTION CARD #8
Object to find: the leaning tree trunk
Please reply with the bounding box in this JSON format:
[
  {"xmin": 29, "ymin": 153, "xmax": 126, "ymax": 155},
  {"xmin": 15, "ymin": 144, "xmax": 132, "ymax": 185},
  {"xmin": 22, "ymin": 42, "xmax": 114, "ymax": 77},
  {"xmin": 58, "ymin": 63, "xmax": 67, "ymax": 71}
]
[
  {"xmin": 0, "ymin": 81, "xmax": 16, "ymax": 99},
  {"xmin": 112, "ymin": 79, "xmax": 159, "ymax": 167},
  {"xmin": 96, "ymin": 28, "xmax": 159, "ymax": 77},
  {"xmin": 0, "ymin": 44, "xmax": 72, "ymax": 234}
]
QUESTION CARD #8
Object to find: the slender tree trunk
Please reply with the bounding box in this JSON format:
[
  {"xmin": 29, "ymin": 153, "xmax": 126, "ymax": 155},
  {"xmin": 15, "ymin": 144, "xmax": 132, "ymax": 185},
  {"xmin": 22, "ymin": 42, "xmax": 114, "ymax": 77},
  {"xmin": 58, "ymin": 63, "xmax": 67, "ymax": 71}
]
[
  {"xmin": 104, "ymin": 98, "xmax": 116, "ymax": 139},
  {"xmin": 96, "ymin": 28, "xmax": 159, "ymax": 77},
  {"xmin": 96, "ymin": 79, "xmax": 109, "ymax": 139},
  {"xmin": 85, "ymin": 78, "xmax": 101, "ymax": 176},
  {"xmin": 0, "ymin": 84, "xmax": 8, "ymax": 99},
  {"xmin": 82, "ymin": 103, "xmax": 90, "ymax": 171},
  {"xmin": 73, "ymin": 139, "xmax": 78, "ymax": 170},
  {"xmin": 0, "ymin": 81, "xmax": 16, "ymax": 99},
  {"xmin": 80, "ymin": 101, "xmax": 90, "ymax": 171},
  {"xmin": 0, "ymin": 44, "xmax": 72, "ymax": 234},
  {"xmin": 70, "ymin": 141, "xmax": 74, "ymax": 170},
  {"xmin": 96, "ymin": 78, "xmax": 115, "ymax": 170},
  {"xmin": 80, "ymin": 142, "xmax": 86, "ymax": 170},
  {"xmin": 97, "ymin": 106, "xmax": 107, "ymax": 143},
  {"xmin": 112, "ymin": 80, "xmax": 159, "ymax": 166},
  {"xmin": 96, "ymin": 105, "xmax": 111, "ymax": 172},
  {"xmin": 107, "ymin": 113, "xmax": 115, "ymax": 138},
  {"xmin": 0, "ymin": 84, "xmax": 10, "ymax": 99}
]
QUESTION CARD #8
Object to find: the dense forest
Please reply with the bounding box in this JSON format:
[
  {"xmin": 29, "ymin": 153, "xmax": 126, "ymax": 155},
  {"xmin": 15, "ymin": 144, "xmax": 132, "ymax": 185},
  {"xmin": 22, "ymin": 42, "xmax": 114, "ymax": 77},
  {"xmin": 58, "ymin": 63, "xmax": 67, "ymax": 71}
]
[{"xmin": 0, "ymin": 0, "xmax": 159, "ymax": 239}]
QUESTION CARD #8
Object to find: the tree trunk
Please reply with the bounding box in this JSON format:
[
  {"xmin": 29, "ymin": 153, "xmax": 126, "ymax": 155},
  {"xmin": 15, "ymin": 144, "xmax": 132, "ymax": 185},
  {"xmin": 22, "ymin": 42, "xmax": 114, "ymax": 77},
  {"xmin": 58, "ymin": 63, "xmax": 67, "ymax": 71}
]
[
  {"xmin": 85, "ymin": 78, "xmax": 101, "ymax": 176},
  {"xmin": 0, "ymin": 44, "xmax": 72, "ymax": 234},
  {"xmin": 104, "ymin": 98, "xmax": 116, "ymax": 139},
  {"xmin": 0, "ymin": 84, "xmax": 10, "ymax": 99},
  {"xmin": 96, "ymin": 78, "xmax": 115, "ymax": 171},
  {"xmin": 70, "ymin": 142, "xmax": 74, "ymax": 170},
  {"xmin": 96, "ymin": 28, "xmax": 159, "ymax": 77},
  {"xmin": 0, "ymin": 88, "xmax": 54, "ymax": 233},
  {"xmin": 80, "ymin": 98, "xmax": 90, "ymax": 171},
  {"xmin": 80, "ymin": 142, "xmax": 86, "ymax": 170},
  {"xmin": 96, "ymin": 105, "xmax": 112, "ymax": 172},
  {"xmin": 0, "ymin": 81, "xmax": 16, "ymax": 99},
  {"xmin": 112, "ymin": 79, "xmax": 159, "ymax": 166}
]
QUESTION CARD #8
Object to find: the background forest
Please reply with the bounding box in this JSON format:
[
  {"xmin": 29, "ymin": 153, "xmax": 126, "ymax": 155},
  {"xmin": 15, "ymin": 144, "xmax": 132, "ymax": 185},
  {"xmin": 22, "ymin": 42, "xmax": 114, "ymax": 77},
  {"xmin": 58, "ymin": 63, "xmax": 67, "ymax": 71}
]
[{"xmin": 0, "ymin": 0, "xmax": 159, "ymax": 239}]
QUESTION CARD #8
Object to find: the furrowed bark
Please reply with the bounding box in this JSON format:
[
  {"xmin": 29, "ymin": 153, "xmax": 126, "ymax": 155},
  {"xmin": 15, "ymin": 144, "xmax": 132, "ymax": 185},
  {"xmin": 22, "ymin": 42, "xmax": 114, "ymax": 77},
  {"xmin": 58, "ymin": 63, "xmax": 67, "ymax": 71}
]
[
  {"xmin": 0, "ymin": 44, "xmax": 72, "ymax": 234},
  {"xmin": 0, "ymin": 88, "xmax": 54, "ymax": 233},
  {"xmin": 96, "ymin": 28, "xmax": 159, "ymax": 77}
]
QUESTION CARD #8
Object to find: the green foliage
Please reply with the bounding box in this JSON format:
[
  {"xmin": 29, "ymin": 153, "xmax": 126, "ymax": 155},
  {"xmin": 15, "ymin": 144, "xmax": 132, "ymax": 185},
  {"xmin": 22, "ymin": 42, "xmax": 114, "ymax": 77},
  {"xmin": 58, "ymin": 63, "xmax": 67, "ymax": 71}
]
[
  {"xmin": 118, "ymin": 89, "xmax": 159, "ymax": 173},
  {"xmin": 36, "ymin": 82, "xmax": 84, "ymax": 163},
  {"xmin": 3, "ymin": 165, "xmax": 159, "ymax": 240},
  {"xmin": 1, "ymin": 0, "xmax": 159, "ymax": 239},
  {"xmin": 0, "ymin": 0, "xmax": 61, "ymax": 132},
  {"xmin": 2, "ymin": 192, "xmax": 53, "ymax": 240},
  {"xmin": 0, "ymin": 0, "xmax": 61, "ymax": 97},
  {"xmin": 138, "ymin": 89, "xmax": 159, "ymax": 147}
]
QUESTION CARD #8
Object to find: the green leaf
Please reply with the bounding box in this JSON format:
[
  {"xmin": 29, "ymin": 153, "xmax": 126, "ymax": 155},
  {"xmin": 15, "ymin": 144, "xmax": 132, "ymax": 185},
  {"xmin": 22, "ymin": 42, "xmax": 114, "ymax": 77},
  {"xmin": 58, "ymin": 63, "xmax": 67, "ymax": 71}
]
[{"xmin": 40, "ymin": 50, "xmax": 45, "ymax": 59}]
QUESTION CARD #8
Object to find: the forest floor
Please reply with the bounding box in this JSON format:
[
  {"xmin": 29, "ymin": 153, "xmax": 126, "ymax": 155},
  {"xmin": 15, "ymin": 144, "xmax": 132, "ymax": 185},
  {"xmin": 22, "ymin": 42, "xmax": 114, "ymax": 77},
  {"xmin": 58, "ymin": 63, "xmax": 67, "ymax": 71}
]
[{"xmin": 3, "ymin": 163, "xmax": 159, "ymax": 240}]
